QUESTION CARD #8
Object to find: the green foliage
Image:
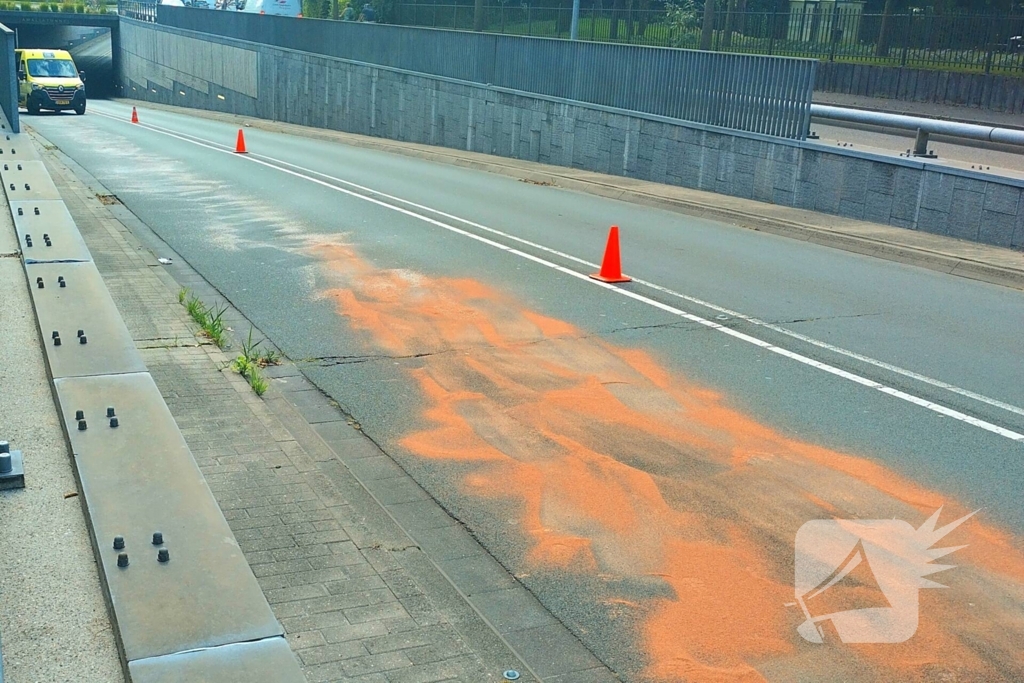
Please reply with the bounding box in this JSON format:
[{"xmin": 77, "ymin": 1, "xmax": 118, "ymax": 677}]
[
  {"xmin": 232, "ymin": 327, "xmax": 275, "ymax": 397},
  {"xmin": 665, "ymin": 0, "xmax": 701, "ymax": 46},
  {"xmin": 179, "ymin": 288, "xmax": 229, "ymax": 348}
]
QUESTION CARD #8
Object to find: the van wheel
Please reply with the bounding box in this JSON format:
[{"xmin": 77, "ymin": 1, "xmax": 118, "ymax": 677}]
[
  {"xmin": 74, "ymin": 102, "xmax": 86, "ymax": 115},
  {"xmin": 27, "ymin": 101, "xmax": 39, "ymax": 115}
]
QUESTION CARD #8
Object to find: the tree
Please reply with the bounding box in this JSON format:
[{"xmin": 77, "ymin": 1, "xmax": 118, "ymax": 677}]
[
  {"xmin": 875, "ymin": 0, "xmax": 898, "ymax": 57},
  {"xmin": 473, "ymin": 0, "xmax": 484, "ymax": 31},
  {"xmin": 699, "ymin": 0, "xmax": 716, "ymax": 50},
  {"xmin": 722, "ymin": 0, "xmax": 737, "ymax": 48}
]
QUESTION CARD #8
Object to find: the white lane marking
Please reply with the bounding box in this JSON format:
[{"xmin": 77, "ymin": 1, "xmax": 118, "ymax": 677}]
[
  {"xmin": 90, "ymin": 103, "xmax": 1024, "ymax": 422},
  {"xmin": 88, "ymin": 107, "xmax": 1024, "ymax": 442}
]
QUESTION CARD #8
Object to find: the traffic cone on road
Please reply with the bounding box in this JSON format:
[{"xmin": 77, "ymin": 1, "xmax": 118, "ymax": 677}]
[
  {"xmin": 235, "ymin": 129, "xmax": 247, "ymax": 154},
  {"xmin": 130, "ymin": 107, "xmax": 139, "ymax": 124},
  {"xmin": 589, "ymin": 226, "xmax": 631, "ymax": 283}
]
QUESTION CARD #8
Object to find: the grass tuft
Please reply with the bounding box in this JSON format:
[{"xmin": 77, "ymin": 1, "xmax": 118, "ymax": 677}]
[
  {"xmin": 178, "ymin": 288, "xmax": 228, "ymax": 348},
  {"xmin": 231, "ymin": 327, "xmax": 278, "ymax": 397}
]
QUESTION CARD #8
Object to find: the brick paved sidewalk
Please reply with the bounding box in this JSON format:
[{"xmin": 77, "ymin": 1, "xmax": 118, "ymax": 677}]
[{"xmin": 39, "ymin": 142, "xmax": 540, "ymax": 683}]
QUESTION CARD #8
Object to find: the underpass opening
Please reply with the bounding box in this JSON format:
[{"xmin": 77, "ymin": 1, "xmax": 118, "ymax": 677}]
[{"xmin": 0, "ymin": 15, "xmax": 116, "ymax": 104}]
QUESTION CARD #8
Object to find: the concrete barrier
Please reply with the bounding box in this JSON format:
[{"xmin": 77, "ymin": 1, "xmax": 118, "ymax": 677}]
[
  {"xmin": 118, "ymin": 19, "xmax": 1024, "ymax": 250},
  {"xmin": 0, "ymin": 24, "xmax": 19, "ymax": 134},
  {"xmin": 0, "ymin": 109, "xmax": 304, "ymax": 683}
]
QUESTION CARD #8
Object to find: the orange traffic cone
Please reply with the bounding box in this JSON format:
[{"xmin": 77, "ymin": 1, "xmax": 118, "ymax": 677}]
[
  {"xmin": 235, "ymin": 129, "xmax": 247, "ymax": 154},
  {"xmin": 130, "ymin": 107, "xmax": 139, "ymax": 124},
  {"xmin": 590, "ymin": 226, "xmax": 631, "ymax": 283}
]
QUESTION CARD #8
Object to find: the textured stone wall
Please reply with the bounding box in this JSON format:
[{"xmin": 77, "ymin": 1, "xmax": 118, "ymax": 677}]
[{"xmin": 119, "ymin": 19, "xmax": 1024, "ymax": 249}]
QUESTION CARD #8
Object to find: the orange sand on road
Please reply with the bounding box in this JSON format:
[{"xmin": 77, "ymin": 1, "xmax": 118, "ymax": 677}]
[{"xmin": 311, "ymin": 239, "xmax": 1024, "ymax": 682}]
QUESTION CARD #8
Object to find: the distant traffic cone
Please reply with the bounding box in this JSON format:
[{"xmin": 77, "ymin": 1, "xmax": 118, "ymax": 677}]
[
  {"xmin": 590, "ymin": 226, "xmax": 631, "ymax": 283},
  {"xmin": 235, "ymin": 129, "xmax": 247, "ymax": 154},
  {"xmin": 130, "ymin": 107, "xmax": 138, "ymax": 124}
]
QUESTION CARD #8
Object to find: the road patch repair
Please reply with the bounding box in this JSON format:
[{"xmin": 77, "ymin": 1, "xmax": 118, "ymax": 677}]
[
  {"xmin": 0, "ymin": 112, "xmax": 305, "ymax": 681},
  {"xmin": 309, "ymin": 235, "xmax": 1024, "ymax": 681}
]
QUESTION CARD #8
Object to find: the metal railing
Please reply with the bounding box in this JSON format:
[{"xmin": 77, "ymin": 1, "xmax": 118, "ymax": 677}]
[
  {"xmin": 389, "ymin": 5, "xmax": 1024, "ymax": 75},
  {"xmin": 118, "ymin": 0, "xmax": 155, "ymax": 22},
  {"xmin": 144, "ymin": 5, "xmax": 817, "ymax": 139}
]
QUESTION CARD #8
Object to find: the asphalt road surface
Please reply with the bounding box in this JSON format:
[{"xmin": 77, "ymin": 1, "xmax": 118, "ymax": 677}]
[{"xmin": 26, "ymin": 101, "xmax": 1024, "ymax": 682}]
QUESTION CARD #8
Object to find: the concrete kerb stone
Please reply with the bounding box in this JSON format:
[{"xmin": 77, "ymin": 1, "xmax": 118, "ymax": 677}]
[
  {"xmin": 109, "ymin": 98, "xmax": 1024, "ymax": 292},
  {"xmin": 3, "ymin": 131, "xmax": 304, "ymax": 682}
]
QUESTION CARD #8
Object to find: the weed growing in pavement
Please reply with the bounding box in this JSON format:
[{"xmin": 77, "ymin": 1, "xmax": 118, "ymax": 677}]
[
  {"xmin": 178, "ymin": 288, "xmax": 228, "ymax": 348},
  {"xmin": 231, "ymin": 327, "xmax": 279, "ymax": 397}
]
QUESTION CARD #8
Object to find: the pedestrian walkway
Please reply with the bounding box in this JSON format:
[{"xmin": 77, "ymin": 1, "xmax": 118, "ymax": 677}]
[{"xmin": 37, "ymin": 134, "xmax": 610, "ymax": 682}]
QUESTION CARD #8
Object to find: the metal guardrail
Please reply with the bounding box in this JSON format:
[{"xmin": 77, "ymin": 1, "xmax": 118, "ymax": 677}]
[
  {"xmin": 144, "ymin": 5, "xmax": 817, "ymax": 139},
  {"xmin": 810, "ymin": 104, "xmax": 1024, "ymax": 157}
]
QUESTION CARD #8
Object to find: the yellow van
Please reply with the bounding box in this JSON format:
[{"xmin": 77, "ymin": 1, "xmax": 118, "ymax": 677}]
[{"xmin": 15, "ymin": 49, "xmax": 86, "ymax": 115}]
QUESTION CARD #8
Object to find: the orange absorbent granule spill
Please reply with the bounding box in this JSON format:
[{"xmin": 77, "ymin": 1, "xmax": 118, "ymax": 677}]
[{"xmin": 311, "ymin": 239, "xmax": 1024, "ymax": 682}]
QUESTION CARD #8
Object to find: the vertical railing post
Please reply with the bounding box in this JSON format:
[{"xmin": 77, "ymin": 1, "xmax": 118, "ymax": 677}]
[{"xmin": 768, "ymin": 11, "xmax": 776, "ymax": 55}]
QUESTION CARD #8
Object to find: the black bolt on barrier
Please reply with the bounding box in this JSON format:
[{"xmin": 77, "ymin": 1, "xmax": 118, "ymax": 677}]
[
  {"xmin": 58, "ymin": 277, "xmax": 65, "ymax": 288},
  {"xmin": 113, "ymin": 536, "xmax": 125, "ymax": 550},
  {"xmin": 2, "ymin": 164, "xmax": 6, "ymax": 170},
  {"xmin": 158, "ymin": 548, "xmax": 170, "ymax": 563},
  {"xmin": 77, "ymin": 419, "xmax": 87, "ymax": 431},
  {"xmin": 33, "ymin": 207, "xmax": 39, "ymax": 215},
  {"xmin": 44, "ymin": 239, "xmax": 51, "ymax": 247},
  {"xmin": 109, "ymin": 417, "xmax": 119, "ymax": 428},
  {"xmin": 9, "ymin": 184, "xmax": 14, "ymax": 191},
  {"xmin": 16, "ymin": 164, "xmax": 20, "ymax": 170},
  {"xmin": 117, "ymin": 553, "xmax": 129, "ymax": 568},
  {"xmin": 106, "ymin": 407, "xmax": 116, "ymax": 418},
  {"xmin": 75, "ymin": 409, "xmax": 84, "ymax": 420},
  {"xmin": 77, "ymin": 329, "xmax": 84, "ymax": 338},
  {"xmin": 53, "ymin": 336, "xmax": 61, "ymax": 346},
  {"xmin": 25, "ymin": 238, "xmax": 31, "ymax": 247},
  {"xmin": 52, "ymin": 330, "xmax": 59, "ymax": 339},
  {"xmin": 16, "ymin": 207, "xmax": 21, "ymax": 214},
  {"xmin": 79, "ymin": 335, "xmax": 87, "ymax": 345},
  {"xmin": 44, "ymin": 234, "xmax": 50, "ymax": 241},
  {"xmin": 152, "ymin": 532, "xmax": 163, "ymax": 545},
  {"xmin": 36, "ymin": 278, "xmax": 43, "ymax": 289},
  {"xmin": 23, "ymin": 184, "xmax": 29, "ymax": 191}
]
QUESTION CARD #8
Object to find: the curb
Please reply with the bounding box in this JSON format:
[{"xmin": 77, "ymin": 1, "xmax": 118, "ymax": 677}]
[
  {"xmin": 112, "ymin": 98, "xmax": 1024, "ymax": 292},
  {"xmin": 0, "ymin": 118, "xmax": 304, "ymax": 682}
]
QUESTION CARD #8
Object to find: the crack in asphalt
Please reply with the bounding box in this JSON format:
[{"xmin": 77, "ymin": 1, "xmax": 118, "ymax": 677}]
[{"xmin": 297, "ymin": 349, "xmax": 454, "ymax": 367}]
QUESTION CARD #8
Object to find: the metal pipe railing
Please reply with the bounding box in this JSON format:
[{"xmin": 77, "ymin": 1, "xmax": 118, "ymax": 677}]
[{"xmin": 810, "ymin": 103, "xmax": 1024, "ymax": 156}]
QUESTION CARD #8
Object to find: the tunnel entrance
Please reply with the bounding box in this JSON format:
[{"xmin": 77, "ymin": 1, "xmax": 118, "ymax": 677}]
[{"xmin": 11, "ymin": 24, "xmax": 114, "ymax": 100}]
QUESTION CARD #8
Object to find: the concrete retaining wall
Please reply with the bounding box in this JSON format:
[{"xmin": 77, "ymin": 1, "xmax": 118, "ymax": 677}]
[
  {"xmin": 0, "ymin": 24, "xmax": 18, "ymax": 134},
  {"xmin": 119, "ymin": 19, "xmax": 1024, "ymax": 249},
  {"xmin": 816, "ymin": 62, "xmax": 1024, "ymax": 115}
]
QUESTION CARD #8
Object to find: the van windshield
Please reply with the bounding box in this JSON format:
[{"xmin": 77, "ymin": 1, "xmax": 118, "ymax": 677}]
[{"xmin": 27, "ymin": 59, "xmax": 77, "ymax": 78}]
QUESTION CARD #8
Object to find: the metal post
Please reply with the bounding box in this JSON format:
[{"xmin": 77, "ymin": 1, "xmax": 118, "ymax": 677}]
[
  {"xmin": 912, "ymin": 128, "xmax": 936, "ymax": 158},
  {"xmin": 570, "ymin": 0, "xmax": 580, "ymax": 40}
]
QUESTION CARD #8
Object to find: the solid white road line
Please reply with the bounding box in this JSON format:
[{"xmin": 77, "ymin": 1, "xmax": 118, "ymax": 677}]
[{"xmin": 88, "ymin": 105, "xmax": 1024, "ymax": 442}]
